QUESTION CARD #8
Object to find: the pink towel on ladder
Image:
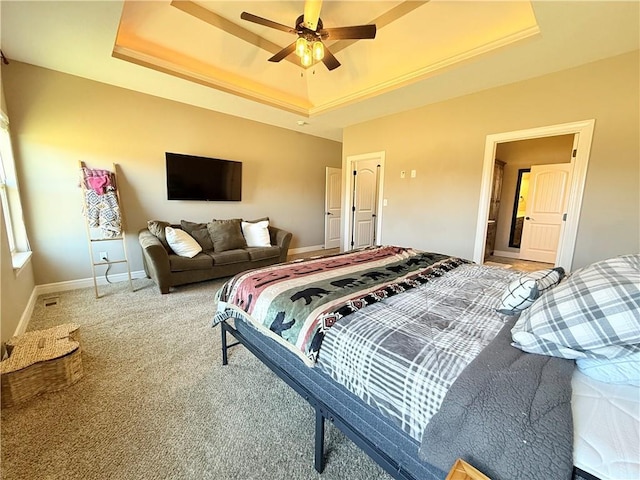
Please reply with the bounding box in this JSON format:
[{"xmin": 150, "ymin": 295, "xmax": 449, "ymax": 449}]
[{"xmin": 86, "ymin": 175, "xmax": 110, "ymax": 195}]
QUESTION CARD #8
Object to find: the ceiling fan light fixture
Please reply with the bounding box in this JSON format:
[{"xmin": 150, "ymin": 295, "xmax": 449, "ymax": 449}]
[
  {"xmin": 301, "ymin": 47, "xmax": 313, "ymax": 67},
  {"xmin": 312, "ymin": 41, "xmax": 324, "ymax": 61},
  {"xmin": 295, "ymin": 37, "xmax": 307, "ymax": 57},
  {"xmin": 241, "ymin": 8, "xmax": 376, "ymax": 71}
]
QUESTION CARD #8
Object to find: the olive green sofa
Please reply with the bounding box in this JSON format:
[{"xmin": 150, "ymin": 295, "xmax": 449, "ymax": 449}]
[{"xmin": 139, "ymin": 223, "xmax": 292, "ymax": 294}]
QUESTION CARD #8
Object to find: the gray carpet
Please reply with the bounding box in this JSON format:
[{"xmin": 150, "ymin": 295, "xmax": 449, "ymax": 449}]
[{"xmin": 1, "ymin": 278, "xmax": 391, "ymax": 480}]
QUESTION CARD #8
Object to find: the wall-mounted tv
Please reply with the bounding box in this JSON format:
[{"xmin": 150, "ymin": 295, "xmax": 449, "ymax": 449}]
[{"xmin": 166, "ymin": 152, "xmax": 242, "ymax": 201}]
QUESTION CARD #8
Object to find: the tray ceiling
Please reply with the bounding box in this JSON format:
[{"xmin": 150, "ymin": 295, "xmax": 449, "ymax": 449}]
[
  {"xmin": 113, "ymin": 1, "xmax": 540, "ymax": 116},
  {"xmin": 1, "ymin": 1, "xmax": 639, "ymax": 140}
]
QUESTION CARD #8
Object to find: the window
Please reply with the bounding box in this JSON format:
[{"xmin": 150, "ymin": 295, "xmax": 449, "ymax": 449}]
[{"xmin": 0, "ymin": 111, "xmax": 31, "ymax": 268}]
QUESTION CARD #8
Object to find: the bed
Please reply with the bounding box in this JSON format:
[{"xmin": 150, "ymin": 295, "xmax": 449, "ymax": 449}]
[{"xmin": 212, "ymin": 246, "xmax": 640, "ymax": 480}]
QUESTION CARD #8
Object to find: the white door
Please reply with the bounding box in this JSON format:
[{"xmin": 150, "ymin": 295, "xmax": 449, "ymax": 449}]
[
  {"xmin": 351, "ymin": 158, "xmax": 379, "ymax": 249},
  {"xmin": 324, "ymin": 167, "xmax": 342, "ymax": 249},
  {"xmin": 519, "ymin": 163, "xmax": 573, "ymax": 263}
]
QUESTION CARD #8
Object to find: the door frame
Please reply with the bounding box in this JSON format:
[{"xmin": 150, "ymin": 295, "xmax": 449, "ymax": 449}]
[
  {"xmin": 472, "ymin": 119, "xmax": 595, "ymax": 271},
  {"xmin": 342, "ymin": 151, "xmax": 385, "ymax": 252}
]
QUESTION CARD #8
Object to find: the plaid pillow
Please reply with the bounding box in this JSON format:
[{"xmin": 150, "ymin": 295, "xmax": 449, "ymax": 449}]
[
  {"xmin": 511, "ymin": 254, "xmax": 640, "ymax": 359},
  {"xmin": 497, "ymin": 267, "xmax": 565, "ymax": 315}
]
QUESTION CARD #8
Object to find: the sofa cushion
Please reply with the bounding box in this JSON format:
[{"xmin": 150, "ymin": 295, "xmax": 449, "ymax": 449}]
[
  {"xmin": 169, "ymin": 252, "xmax": 213, "ymax": 272},
  {"xmin": 247, "ymin": 246, "xmax": 281, "ymax": 261},
  {"xmin": 210, "ymin": 249, "xmax": 250, "ymax": 266},
  {"xmin": 147, "ymin": 220, "xmax": 171, "ymax": 250},
  {"xmin": 180, "ymin": 220, "xmax": 214, "ymax": 251},
  {"xmin": 207, "ymin": 219, "xmax": 247, "ymax": 252}
]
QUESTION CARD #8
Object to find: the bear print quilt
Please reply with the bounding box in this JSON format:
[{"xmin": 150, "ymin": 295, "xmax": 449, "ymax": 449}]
[{"xmin": 213, "ymin": 245, "xmax": 468, "ymax": 366}]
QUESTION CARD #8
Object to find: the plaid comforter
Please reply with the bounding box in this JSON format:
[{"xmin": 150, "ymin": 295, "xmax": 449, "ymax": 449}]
[
  {"xmin": 317, "ymin": 263, "xmax": 521, "ymax": 440},
  {"xmin": 213, "ymin": 246, "xmax": 468, "ymax": 366}
]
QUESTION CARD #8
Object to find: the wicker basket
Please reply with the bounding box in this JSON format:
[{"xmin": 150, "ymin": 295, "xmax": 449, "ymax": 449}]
[{"xmin": 1, "ymin": 324, "xmax": 83, "ymax": 408}]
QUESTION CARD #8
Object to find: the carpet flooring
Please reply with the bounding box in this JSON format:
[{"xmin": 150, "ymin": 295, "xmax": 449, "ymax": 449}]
[{"xmin": 1, "ymin": 278, "xmax": 391, "ymax": 480}]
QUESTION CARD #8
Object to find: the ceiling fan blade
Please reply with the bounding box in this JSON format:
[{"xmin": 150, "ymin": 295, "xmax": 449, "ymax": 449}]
[
  {"xmin": 240, "ymin": 12, "xmax": 295, "ymax": 34},
  {"xmin": 321, "ymin": 47, "xmax": 341, "ymax": 71},
  {"xmin": 268, "ymin": 42, "xmax": 296, "ymax": 63},
  {"xmin": 303, "ymin": 0, "xmax": 323, "ymax": 31},
  {"xmin": 321, "ymin": 24, "xmax": 376, "ymax": 40}
]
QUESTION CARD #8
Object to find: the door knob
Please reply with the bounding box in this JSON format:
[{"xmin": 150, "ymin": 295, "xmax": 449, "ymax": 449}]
[
  {"xmin": 525, "ymin": 216, "xmax": 535, "ymax": 220},
  {"xmin": 326, "ymin": 212, "xmax": 333, "ymax": 215}
]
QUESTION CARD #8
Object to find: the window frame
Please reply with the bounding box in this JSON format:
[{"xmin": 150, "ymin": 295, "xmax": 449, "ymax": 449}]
[{"xmin": 0, "ymin": 110, "xmax": 31, "ymax": 269}]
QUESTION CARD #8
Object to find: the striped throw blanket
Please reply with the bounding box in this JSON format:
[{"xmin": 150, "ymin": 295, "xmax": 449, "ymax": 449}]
[{"xmin": 213, "ymin": 246, "xmax": 468, "ymax": 366}]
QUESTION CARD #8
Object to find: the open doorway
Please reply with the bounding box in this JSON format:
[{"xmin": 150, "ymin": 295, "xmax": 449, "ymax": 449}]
[
  {"xmin": 485, "ymin": 135, "xmax": 574, "ymax": 271},
  {"xmin": 473, "ymin": 120, "xmax": 595, "ymax": 272}
]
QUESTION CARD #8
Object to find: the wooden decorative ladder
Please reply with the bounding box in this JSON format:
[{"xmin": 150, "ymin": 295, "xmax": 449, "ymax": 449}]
[{"xmin": 79, "ymin": 161, "xmax": 133, "ymax": 298}]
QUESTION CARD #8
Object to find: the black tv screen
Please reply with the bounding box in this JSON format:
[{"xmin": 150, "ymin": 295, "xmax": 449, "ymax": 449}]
[{"xmin": 166, "ymin": 152, "xmax": 242, "ymax": 201}]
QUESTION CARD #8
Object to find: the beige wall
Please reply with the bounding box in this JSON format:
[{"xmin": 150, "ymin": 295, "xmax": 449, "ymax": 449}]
[
  {"xmin": 1, "ymin": 207, "xmax": 35, "ymax": 351},
  {"xmin": 343, "ymin": 51, "xmax": 640, "ymax": 269},
  {"xmin": 3, "ymin": 62, "xmax": 342, "ymax": 285},
  {"xmin": 494, "ymin": 135, "xmax": 574, "ymax": 253}
]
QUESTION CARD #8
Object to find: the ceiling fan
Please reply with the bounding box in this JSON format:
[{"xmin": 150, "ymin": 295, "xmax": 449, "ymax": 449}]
[{"xmin": 240, "ymin": 0, "xmax": 376, "ymax": 71}]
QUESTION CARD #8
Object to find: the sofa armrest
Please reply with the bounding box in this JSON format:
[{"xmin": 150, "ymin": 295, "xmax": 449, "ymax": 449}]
[
  {"xmin": 138, "ymin": 229, "xmax": 171, "ymax": 294},
  {"xmin": 268, "ymin": 226, "xmax": 293, "ymax": 263}
]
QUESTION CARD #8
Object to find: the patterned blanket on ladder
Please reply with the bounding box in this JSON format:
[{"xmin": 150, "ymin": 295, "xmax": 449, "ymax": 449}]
[
  {"xmin": 213, "ymin": 246, "xmax": 469, "ymax": 366},
  {"xmin": 81, "ymin": 166, "xmax": 121, "ymax": 238}
]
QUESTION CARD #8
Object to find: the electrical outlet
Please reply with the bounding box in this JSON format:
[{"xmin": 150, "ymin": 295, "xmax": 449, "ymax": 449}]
[{"xmin": 99, "ymin": 251, "xmax": 108, "ymax": 261}]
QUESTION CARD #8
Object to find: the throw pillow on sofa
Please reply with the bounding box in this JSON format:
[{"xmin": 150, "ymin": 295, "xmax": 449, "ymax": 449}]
[
  {"xmin": 165, "ymin": 227, "xmax": 202, "ymax": 258},
  {"xmin": 148, "ymin": 220, "xmax": 172, "ymax": 249},
  {"xmin": 181, "ymin": 220, "xmax": 214, "ymax": 251},
  {"xmin": 207, "ymin": 219, "xmax": 247, "ymax": 252},
  {"xmin": 242, "ymin": 220, "xmax": 271, "ymax": 247}
]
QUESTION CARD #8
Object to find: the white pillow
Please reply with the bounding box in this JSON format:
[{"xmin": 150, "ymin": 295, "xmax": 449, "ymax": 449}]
[
  {"xmin": 576, "ymin": 352, "xmax": 640, "ymax": 386},
  {"xmin": 165, "ymin": 227, "xmax": 202, "ymax": 258},
  {"xmin": 241, "ymin": 220, "xmax": 271, "ymax": 247}
]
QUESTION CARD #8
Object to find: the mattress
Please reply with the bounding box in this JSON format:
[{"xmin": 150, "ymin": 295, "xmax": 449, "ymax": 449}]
[{"xmin": 572, "ymin": 370, "xmax": 640, "ymax": 480}]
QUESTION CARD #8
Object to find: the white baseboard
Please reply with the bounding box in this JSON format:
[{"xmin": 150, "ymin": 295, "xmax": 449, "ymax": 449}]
[
  {"xmin": 14, "ymin": 288, "xmax": 39, "ymax": 337},
  {"xmin": 15, "ymin": 270, "xmax": 147, "ymax": 337},
  {"xmin": 34, "ymin": 270, "xmax": 147, "ymax": 296},
  {"xmin": 492, "ymin": 250, "xmax": 521, "ymax": 259},
  {"xmin": 288, "ymin": 244, "xmax": 325, "ymax": 255}
]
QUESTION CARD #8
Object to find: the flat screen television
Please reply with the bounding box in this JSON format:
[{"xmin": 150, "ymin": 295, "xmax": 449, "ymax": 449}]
[{"xmin": 166, "ymin": 152, "xmax": 242, "ymax": 201}]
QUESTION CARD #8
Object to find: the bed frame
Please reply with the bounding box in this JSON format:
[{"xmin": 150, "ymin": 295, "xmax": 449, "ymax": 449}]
[{"xmin": 220, "ymin": 319, "xmax": 597, "ymax": 480}]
